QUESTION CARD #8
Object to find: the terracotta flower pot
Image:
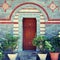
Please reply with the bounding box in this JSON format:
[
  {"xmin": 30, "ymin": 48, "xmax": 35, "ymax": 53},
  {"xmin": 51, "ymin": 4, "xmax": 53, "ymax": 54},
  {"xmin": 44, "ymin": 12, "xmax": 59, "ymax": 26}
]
[{"xmin": 50, "ymin": 52, "xmax": 59, "ymax": 60}]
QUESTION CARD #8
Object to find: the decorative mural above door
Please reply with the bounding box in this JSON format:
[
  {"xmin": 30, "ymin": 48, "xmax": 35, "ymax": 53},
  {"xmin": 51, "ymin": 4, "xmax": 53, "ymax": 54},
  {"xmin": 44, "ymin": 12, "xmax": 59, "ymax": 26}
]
[{"xmin": 0, "ymin": 0, "xmax": 60, "ymax": 20}]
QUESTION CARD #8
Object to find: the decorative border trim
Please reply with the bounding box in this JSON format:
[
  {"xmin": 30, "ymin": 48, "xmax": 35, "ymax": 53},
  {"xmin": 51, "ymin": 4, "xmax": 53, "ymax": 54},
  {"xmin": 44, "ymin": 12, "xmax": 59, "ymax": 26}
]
[
  {"xmin": 49, "ymin": 19, "xmax": 60, "ymax": 21},
  {"xmin": 0, "ymin": 21, "xmax": 60, "ymax": 24},
  {"xmin": 41, "ymin": 22, "xmax": 60, "ymax": 24},
  {"xmin": 0, "ymin": 22, "xmax": 18, "ymax": 24}
]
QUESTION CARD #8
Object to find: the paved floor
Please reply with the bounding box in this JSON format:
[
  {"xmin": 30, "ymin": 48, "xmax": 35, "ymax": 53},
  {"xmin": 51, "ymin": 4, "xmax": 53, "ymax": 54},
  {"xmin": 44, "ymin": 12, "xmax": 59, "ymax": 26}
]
[
  {"xmin": 3, "ymin": 50, "xmax": 37, "ymax": 60},
  {"xmin": 18, "ymin": 50, "xmax": 37, "ymax": 60},
  {"xmin": 15, "ymin": 51, "xmax": 60, "ymax": 60}
]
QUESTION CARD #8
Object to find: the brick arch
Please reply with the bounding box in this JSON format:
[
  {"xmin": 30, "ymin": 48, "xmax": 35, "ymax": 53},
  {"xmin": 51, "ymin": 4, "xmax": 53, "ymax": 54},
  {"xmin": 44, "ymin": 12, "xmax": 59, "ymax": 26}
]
[
  {"xmin": 10, "ymin": 2, "xmax": 49, "ymax": 20},
  {"xmin": 13, "ymin": 8, "xmax": 46, "ymax": 36},
  {"xmin": 13, "ymin": 4, "xmax": 47, "ymax": 50}
]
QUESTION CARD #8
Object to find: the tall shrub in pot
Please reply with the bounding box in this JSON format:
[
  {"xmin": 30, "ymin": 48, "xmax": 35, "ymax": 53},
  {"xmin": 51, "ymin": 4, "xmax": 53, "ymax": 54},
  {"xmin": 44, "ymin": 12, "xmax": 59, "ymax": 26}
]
[
  {"xmin": 32, "ymin": 36, "xmax": 52, "ymax": 60},
  {"xmin": 2, "ymin": 33, "xmax": 19, "ymax": 52},
  {"xmin": 50, "ymin": 32, "xmax": 60, "ymax": 60},
  {"xmin": 2, "ymin": 33, "xmax": 19, "ymax": 60}
]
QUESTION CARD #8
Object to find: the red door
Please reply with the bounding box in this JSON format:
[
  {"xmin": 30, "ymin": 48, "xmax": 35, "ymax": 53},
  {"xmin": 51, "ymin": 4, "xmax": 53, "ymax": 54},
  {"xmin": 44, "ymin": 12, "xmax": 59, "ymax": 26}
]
[{"xmin": 23, "ymin": 18, "xmax": 36, "ymax": 50}]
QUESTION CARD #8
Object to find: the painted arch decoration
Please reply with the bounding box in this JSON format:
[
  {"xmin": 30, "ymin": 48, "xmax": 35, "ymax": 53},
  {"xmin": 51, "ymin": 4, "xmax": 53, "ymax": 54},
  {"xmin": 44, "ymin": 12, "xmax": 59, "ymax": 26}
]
[
  {"xmin": 12, "ymin": 2, "xmax": 47, "ymax": 36},
  {"xmin": 11, "ymin": 2, "xmax": 48, "ymax": 51},
  {"xmin": 0, "ymin": 0, "xmax": 60, "ymax": 21},
  {"xmin": 11, "ymin": 2, "xmax": 48, "ymax": 21}
]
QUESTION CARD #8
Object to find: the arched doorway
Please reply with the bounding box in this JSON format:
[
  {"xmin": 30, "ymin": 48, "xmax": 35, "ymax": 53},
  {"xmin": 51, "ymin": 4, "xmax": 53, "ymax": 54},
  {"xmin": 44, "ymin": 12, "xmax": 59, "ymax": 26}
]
[{"xmin": 11, "ymin": 2, "xmax": 48, "ymax": 51}]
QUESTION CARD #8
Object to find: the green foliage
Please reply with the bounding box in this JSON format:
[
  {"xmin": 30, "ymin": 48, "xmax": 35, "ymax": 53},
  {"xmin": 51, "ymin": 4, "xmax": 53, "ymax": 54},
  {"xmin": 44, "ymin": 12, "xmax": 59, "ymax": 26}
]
[
  {"xmin": 0, "ymin": 38, "xmax": 4, "ymax": 60},
  {"xmin": 0, "ymin": 51, "xmax": 3, "ymax": 60},
  {"xmin": 50, "ymin": 35, "xmax": 60, "ymax": 52},
  {"xmin": 32, "ymin": 36, "xmax": 53, "ymax": 53},
  {"xmin": 51, "ymin": 36, "xmax": 60, "ymax": 47},
  {"xmin": 2, "ymin": 33, "xmax": 19, "ymax": 50},
  {"xmin": 0, "ymin": 49, "xmax": 4, "ymax": 60}
]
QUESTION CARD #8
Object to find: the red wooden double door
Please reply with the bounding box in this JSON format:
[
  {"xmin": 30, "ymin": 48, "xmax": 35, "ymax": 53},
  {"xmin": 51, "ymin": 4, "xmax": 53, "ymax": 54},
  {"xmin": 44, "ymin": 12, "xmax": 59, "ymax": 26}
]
[{"xmin": 23, "ymin": 18, "xmax": 36, "ymax": 50}]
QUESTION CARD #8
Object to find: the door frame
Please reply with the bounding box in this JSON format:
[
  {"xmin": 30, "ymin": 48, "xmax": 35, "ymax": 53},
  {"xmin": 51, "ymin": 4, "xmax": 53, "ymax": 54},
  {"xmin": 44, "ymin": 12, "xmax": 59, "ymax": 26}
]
[
  {"xmin": 17, "ymin": 12, "xmax": 45, "ymax": 51},
  {"xmin": 18, "ymin": 14, "xmax": 41, "ymax": 51},
  {"xmin": 12, "ymin": 2, "xmax": 47, "ymax": 52}
]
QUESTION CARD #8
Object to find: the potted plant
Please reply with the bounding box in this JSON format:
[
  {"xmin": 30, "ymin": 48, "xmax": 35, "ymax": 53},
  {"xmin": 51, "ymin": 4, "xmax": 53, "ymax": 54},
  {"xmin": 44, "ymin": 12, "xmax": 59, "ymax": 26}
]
[
  {"xmin": 3, "ymin": 34, "xmax": 18, "ymax": 51},
  {"xmin": 32, "ymin": 35, "xmax": 52, "ymax": 60},
  {"xmin": 2, "ymin": 33, "xmax": 19, "ymax": 60},
  {"xmin": 50, "ymin": 32, "xmax": 60, "ymax": 60}
]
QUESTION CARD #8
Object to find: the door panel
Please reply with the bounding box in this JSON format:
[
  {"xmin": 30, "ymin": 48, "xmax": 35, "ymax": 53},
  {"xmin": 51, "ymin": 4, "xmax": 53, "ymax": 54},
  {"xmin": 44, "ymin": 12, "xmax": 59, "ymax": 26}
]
[{"xmin": 23, "ymin": 18, "xmax": 36, "ymax": 50}]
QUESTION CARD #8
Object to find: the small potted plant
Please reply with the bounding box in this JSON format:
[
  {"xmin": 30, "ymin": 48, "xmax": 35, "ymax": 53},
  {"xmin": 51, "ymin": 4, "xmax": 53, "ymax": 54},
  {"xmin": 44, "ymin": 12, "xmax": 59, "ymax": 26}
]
[
  {"xmin": 32, "ymin": 35, "xmax": 52, "ymax": 60},
  {"xmin": 50, "ymin": 32, "xmax": 60, "ymax": 60},
  {"xmin": 2, "ymin": 33, "xmax": 19, "ymax": 60}
]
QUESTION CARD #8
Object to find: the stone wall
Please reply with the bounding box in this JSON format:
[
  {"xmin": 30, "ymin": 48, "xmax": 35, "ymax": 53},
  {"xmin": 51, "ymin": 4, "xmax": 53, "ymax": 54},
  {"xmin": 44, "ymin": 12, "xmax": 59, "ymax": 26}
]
[
  {"xmin": 0, "ymin": 24, "xmax": 13, "ymax": 38},
  {"xmin": 46, "ymin": 24, "xmax": 60, "ymax": 38}
]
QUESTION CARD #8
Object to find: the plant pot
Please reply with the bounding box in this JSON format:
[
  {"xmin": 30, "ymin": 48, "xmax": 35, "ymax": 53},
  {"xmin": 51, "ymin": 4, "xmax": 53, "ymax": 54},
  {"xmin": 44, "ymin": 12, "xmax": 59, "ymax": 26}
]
[
  {"xmin": 3, "ymin": 49, "xmax": 12, "ymax": 60},
  {"xmin": 38, "ymin": 53, "xmax": 47, "ymax": 60},
  {"xmin": 50, "ymin": 52, "xmax": 59, "ymax": 60},
  {"xmin": 8, "ymin": 53, "xmax": 17, "ymax": 60}
]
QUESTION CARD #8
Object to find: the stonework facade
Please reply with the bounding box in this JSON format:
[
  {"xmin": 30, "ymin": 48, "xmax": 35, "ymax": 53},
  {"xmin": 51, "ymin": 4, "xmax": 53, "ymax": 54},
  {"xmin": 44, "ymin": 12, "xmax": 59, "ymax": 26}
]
[{"xmin": 0, "ymin": 0, "xmax": 60, "ymax": 51}]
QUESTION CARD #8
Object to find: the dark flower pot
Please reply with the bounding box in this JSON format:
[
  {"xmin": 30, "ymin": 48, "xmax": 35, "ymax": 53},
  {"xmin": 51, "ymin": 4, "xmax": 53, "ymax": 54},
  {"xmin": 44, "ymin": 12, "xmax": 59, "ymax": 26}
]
[{"xmin": 3, "ymin": 49, "xmax": 13, "ymax": 60}]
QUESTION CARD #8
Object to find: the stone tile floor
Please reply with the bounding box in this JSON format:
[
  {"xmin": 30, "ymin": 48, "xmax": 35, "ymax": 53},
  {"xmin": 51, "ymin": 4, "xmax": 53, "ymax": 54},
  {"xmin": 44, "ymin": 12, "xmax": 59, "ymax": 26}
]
[
  {"xmin": 16, "ymin": 50, "xmax": 60, "ymax": 60},
  {"xmin": 17, "ymin": 50, "xmax": 37, "ymax": 60},
  {"xmin": 3, "ymin": 50, "xmax": 38, "ymax": 60}
]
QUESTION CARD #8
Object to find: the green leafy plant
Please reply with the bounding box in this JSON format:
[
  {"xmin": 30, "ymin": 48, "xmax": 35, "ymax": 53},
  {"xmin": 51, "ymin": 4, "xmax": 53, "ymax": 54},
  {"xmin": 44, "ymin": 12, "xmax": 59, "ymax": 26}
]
[
  {"xmin": 32, "ymin": 36, "xmax": 52, "ymax": 53},
  {"xmin": 2, "ymin": 33, "xmax": 19, "ymax": 51},
  {"xmin": 0, "ymin": 50, "xmax": 3, "ymax": 60},
  {"xmin": 0, "ymin": 42, "xmax": 4, "ymax": 60},
  {"xmin": 50, "ymin": 35, "xmax": 60, "ymax": 52}
]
